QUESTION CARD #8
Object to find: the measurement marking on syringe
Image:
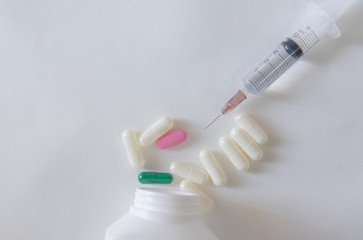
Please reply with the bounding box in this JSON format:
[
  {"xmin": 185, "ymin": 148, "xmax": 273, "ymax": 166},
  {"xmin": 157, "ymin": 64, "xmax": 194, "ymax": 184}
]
[
  {"xmin": 278, "ymin": 54, "xmax": 289, "ymax": 69},
  {"xmin": 268, "ymin": 62, "xmax": 280, "ymax": 76},
  {"xmin": 250, "ymin": 77, "xmax": 260, "ymax": 91},
  {"xmin": 304, "ymin": 34, "xmax": 313, "ymax": 47},
  {"xmin": 293, "ymin": 30, "xmax": 320, "ymax": 53},
  {"xmin": 268, "ymin": 62, "xmax": 275, "ymax": 70},
  {"xmin": 306, "ymin": 31, "xmax": 319, "ymax": 50},
  {"xmin": 297, "ymin": 36, "xmax": 309, "ymax": 50},
  {"xmin": 309, "ymin": 31, "xmax": 317, "ymax": 41},
  {"xmin": 255, "ymin": 48, "xmax": 300, "ymax": 90},
  {"xmin": 277, "ymin": 54, "xmax": 285, "ymax": 61},
  {"xmin": 306, "ymin": 34, "xmax": 314, "ymax": 46},
  {"xmin": 310, "ymin": 31, "xmax": 320, "ymax": 48},
  {"xmin": 280, "ymin": 55, "xmax": 293, "ymax": 70},
  {"xmin": 311, "ymin": 30, "xmax": 319, "ymax": 42},
  {"xmin": 307, "ymin": 35, "xmax": 319, "ymax": 49},
  {"xmin": 258, "ymin": 71, "xmax": 267, "ymax": 80}
]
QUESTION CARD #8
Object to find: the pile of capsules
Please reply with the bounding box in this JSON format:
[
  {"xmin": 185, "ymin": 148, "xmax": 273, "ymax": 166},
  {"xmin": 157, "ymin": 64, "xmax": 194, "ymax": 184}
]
[{"xmin": 122, "ymin": 112, "xmax": 267, "ymax": 212}]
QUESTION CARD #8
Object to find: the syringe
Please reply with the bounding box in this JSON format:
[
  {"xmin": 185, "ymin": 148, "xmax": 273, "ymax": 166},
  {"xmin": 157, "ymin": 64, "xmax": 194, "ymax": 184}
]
[{"xmin": 205, "ymin": 0, "xmax": 359, "ymax": 129}]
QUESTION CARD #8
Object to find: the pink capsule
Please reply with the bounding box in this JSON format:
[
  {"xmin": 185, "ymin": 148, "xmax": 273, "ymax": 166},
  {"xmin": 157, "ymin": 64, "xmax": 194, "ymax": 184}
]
[{"xmin": 156, "ymin": 129, "xmax": 187, "ymax": 149}]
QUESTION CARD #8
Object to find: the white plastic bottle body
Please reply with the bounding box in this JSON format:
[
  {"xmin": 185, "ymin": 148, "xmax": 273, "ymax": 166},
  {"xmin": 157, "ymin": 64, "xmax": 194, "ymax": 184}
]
[
  {"xmin": 105, "ymin": 212, "xmax": 218, "ymax": 240},
  {"xmin": 105, "ymin": 188, "xmax": 219, "ymax": 240}
]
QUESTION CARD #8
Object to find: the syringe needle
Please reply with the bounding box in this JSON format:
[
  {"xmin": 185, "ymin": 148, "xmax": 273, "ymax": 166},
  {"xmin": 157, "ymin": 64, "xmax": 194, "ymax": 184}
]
[
  {"xmin": 205, "ymin": 114, "xmax": 222, "ymax": 130},
  {"xmin": 205, "ymin": 91, "xmax": 247, "ymax": 130}
]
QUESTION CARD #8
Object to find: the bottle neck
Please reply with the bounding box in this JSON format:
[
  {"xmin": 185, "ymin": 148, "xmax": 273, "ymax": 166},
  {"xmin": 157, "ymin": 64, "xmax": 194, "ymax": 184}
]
[{"xmin": 130, "ymin": 188, "xmax": 201, "ymax": 223}]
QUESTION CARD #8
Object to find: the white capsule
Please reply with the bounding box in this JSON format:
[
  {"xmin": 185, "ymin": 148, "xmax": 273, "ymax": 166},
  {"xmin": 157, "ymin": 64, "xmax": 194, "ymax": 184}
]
[
  {"xmin": 235, "ymin": 112, "xmax": 268, "ymax": 145},
  {"xmin": 231, "ymin": 127, "xmax": 263, "ymax": 161},
  {"xmin": 219, "ymin": 136, "xmax": 250, "ymax": 171},
  {"xmin": 180, "ymin": 180, "xmax": 214, "ymax": 212},
  {"xmin": 139, "ymin": 116, "xmax": 174, "ymax": 147},
  {"xmin": 170, "ymin": 161, "xmax": 209, "ymax": 185},
  {"xmin": 122, "ymin": 129, "xmax": 145, "ymax": 169},
  {"xmin": 199, "ymin": 149, "xmax": 226, "ymax": 186}
]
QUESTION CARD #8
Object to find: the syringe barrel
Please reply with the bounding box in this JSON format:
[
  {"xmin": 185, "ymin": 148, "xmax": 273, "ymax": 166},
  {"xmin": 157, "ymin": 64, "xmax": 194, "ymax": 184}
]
[
  {"xmin": 243, "ymin": 38, "xmax": 303, "ymax": 96},
  {"xmin": 243, "ymin": 2, "xmax": 344, "ymax": 96}
]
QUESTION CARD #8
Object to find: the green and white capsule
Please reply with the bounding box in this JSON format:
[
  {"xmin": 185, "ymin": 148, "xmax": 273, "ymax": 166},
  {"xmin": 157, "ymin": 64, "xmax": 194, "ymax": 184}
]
[
  {"xmin": 122, "ymin": 129, "xmax": 145, "ymax": 169},
  {"xmin": 235, "ymin": 112, "xmax": 268, "ymax": 145},
  {"xmin": 231, "ymin": 127, "xmax": 263, "ymax": 161},
  {"xmin": 138, "ymin": 172, "xmax": 173, "ymax": 184}
]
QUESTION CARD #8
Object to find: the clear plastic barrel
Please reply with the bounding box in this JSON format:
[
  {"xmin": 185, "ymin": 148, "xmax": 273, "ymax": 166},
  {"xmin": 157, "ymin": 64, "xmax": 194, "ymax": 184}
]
[
  {"xmin": 243, "ymin": 39, "xmax": 303, "ymax": 96},
  {"xmin": 242, "ymin": 1, "xmax": 350, "ymax": 96}
]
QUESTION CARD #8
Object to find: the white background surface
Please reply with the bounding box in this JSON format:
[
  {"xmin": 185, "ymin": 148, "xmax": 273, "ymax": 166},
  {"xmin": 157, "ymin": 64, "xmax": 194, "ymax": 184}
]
[{"xmin": 1, "ymin": 0, "xmax": 363, "ymax": 239}]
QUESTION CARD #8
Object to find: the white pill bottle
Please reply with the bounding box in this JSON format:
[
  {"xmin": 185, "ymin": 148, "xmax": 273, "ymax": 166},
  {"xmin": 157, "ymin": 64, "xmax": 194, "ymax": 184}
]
[{"xmin": 105, "ymin": 188, "xmax": 219, "ymax": 240}]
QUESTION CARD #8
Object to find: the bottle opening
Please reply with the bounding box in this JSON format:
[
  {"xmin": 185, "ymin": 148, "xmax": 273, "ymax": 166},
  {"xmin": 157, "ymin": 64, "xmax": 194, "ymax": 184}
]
[{"xmin": 132, "ymin": 188, "xmax": 201, "ymax": 216}]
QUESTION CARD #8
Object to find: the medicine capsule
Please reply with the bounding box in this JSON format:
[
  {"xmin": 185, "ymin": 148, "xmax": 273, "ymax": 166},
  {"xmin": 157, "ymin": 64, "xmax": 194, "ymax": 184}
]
[
  {"xmin": 219, "ymin": 136, "xmax": 250, "ymax": 171},
  {"xmin": 139, "ymin": 116, "xmax": 174, "ymax": 147},
  {"xmin": 122, "ymin": 129, "xmax": 145, "ymax": 169},
  {"xmin": 180, "ymin": 180, "xmax": 214, "ymax": 212},
  {"xmin": 231, "ymin": 127, "xmax": 263, "ymax": 161},
  {"xmin": 235, "ymin": 112, "xmax": 268, "ymax": 145},
  {"xmin": 156, "ymin": 129, "xmax": 187, "ymax": 149},
  {"xmin": 138, "ymin": 172, "xmax": 173, "ymax": 184},
  {"xmin": 199, "ymin": 149, "xmax": 226, "ymax": 186},
  {"xmin": 170, "ymin": 161, "xmax": 209, "ymax": 185}
]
